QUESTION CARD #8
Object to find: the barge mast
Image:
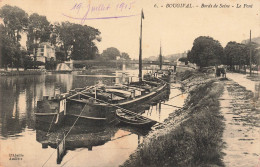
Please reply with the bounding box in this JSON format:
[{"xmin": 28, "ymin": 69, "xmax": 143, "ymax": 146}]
[{"xmin": 139, "ymin": 9, "xmax": 145, "ymax": 82}]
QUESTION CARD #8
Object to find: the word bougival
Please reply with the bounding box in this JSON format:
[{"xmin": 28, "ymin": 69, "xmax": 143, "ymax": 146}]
[{"xmin": 165, "ymin": 3, "xmax": 192, "ymax": 8}]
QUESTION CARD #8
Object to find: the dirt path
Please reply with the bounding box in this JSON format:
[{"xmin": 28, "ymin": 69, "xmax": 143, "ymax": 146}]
[
  {"xmin": 220, "ymin": 79, "xmax": 260, "ymax": 166},
  {"xmin": 227, "ymin": 73, "xmax": 257, "ymax": 92}
]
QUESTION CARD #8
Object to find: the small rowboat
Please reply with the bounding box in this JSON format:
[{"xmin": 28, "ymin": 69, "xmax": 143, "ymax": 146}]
[{"xmin": 115, "ymin": 109, "xmax": 157, "ymax": 128}]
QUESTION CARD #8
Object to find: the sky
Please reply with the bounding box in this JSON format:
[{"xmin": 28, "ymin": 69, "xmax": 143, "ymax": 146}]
[{"xmin": 0, "ymin": 0, "xmax": 260, "ymax": 59}]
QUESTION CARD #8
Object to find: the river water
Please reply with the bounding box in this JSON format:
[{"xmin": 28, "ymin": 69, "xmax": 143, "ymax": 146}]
[{"xmin": 0, "ymin": 69, "xmax": 186, "ymax": 167}]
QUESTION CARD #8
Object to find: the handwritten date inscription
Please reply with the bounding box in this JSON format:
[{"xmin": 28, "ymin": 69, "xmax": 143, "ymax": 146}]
[{"xmin": 63, "ymin": 1, "xmax": 136, "ymax": 23}]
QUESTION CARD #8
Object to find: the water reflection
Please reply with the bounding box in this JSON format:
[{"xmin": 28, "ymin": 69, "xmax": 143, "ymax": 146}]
[
  {"xmin": 0, "ymin": 76, "xmax": 43, "ymax": 138},
  {"xmin": 36, "ymin": 125, "xmax": 118, "ymax": 163},
  {"xmin": 35, "ymin": 120, "xmax": 150, "ymax": 165}
]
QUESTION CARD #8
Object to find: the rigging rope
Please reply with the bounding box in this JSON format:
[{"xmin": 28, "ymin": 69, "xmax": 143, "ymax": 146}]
[
  {"xmin": 161, "ymin": 103, "xmax": 182, "ymax": 109},
  {"xmin": 42, "ymin": 84, "xmax": 100, "ymax": 167},
  {"xmin": 42, "ymin": 103, "xmax": 87, "ymax": 167},
  {"xmin": 46, "ymin": 114, "xmax": 56, "ymax": 136},
  {"xmin": 169, "ymin": 93, "xmax": 185, "ymax": 100}
]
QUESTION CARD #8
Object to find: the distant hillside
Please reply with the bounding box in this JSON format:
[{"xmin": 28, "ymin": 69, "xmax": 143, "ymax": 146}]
[
  {"xmin": 143, "ymin": 52, "xmax": 187, "ymax": 62},
  {"xmin": 241, "ymin": 36, "xmax": 260, "ymax": 45},
  {"xmin": 143, "ymin": 56, "xmax": 158, "ymax": 61},
  {"xmin": 164, "ymin": 52, "xmax": 187, "ymax": 61}
]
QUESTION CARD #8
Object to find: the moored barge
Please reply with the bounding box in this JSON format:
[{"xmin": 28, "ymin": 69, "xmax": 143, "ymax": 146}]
[{"xmin": 35, "ymin": 73, "xmax": 169, "ymax": 126}]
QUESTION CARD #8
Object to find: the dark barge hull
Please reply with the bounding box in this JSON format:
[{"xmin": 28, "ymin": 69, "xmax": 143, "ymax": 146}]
[
  {"xmin": 35, "ymin": 112, "xmax": 65, "ymax": 131},
  {"xmin": 35, "ymin": 75, "xmax": 170, "ymax": 127},
  {"xmin": 35, "ymin": 97, "xmax": 67, "ymax": 127},
  {"xmin": 62, "ymin": 83, "xmax": 168, "ymax": 126},
  {"xmin": 64, "ymin": 98, "xmax": 118, "ymax": 126},
  {"xmin": 64, "ymin": 113, "xmax": 119, "ymax": 126}
]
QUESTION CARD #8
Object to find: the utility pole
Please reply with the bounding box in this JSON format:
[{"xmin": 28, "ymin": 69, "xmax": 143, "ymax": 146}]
[{"xmin": 250, "ymin": 30, "xmax": 252, "ymax": 76}]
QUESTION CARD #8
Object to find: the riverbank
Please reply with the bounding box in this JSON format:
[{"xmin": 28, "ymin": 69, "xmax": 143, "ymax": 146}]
[
  {"xmin": 0, "ymin": 70, "xmax": 45, "ymax": 76},
  {"xmin": 122, "ymin": 70, "xmax": 225, "ymax": 166}
]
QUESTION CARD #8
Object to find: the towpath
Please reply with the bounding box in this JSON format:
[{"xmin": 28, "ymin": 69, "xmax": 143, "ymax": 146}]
[
  {"xmin": 227, "ymin": 72, "xmax": 258, "ymax": 92},
  {"xmin": 220, "ymin": 72, "xmax": 260, "ymax": 166}
]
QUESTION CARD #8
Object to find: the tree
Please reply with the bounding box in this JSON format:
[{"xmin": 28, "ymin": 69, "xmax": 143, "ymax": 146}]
[
  {"xmin": 224, "ymin": 42, "xmax": 247, "ymax": 71},
  {"xmin": 23, "ymin": 54, "xmax": 34, "ymax": 69},
  {"xmin": 179, "ymin": 57, "xmax": 188, "ymax": 65},
  {"xmin": 54, "ymin": 22, "xmax": 73, "ymax": 60},
  {"xmin": 121, "ymin": 52, "xmax": 131, "ymax": 60},
  {"xmin": 0, "ymin": 24, "xmax": 16, "ymax": 68},
  {"xmin": 55, "ymin": 51, "xmax": 66, "ymax": 62},
  {"xmin": 0, "ymin": 24, "xmax": 26, "ymax": 69},
  {"xmin": 224, "ymin": 41, "xmax": 259, "ymax": 71},
  {"xmin": 70, "ymin": 24, "xmax": 100, "ymax": 60},
  {"xmin": 0, "ymin": 5, "xmax": 28, "ymax": 43},
  {"xmin": 246, "ymin": 42, "xmax": 259, "ymax": 65},
  {"xmin": 255, "ymin": 47, "xmax": 260, "ymax": 69},
  {"xmin": 55, "ymin": 22, "xmax": 101, "ymax": 60},
  {"xmin": 188, "ymin": 36, "xmax": 224, "ymax": 68},
  {"xmin": 0, "ymin": 5, "xmax": 29, "ymax": 69},
  {"xmin": 49, "ymin": 23, "xmax": 58, "ymax": 47},
  {"xmin": 26, "ymin": 13, "xmax": 51, "ymax": 54},
  {"xmin": 101, "ymin": 47, "xmax": 121, "ymax": 60},
  {"xmin": 179, "ymin": 57, "xmax": 187, "ymax": 62},
  {"xmin": 45, "ymin": 57, "xmax": 56, "ymax": 70}
]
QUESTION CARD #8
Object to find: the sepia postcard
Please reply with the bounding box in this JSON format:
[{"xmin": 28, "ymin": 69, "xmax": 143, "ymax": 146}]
[{"xmin": 0, "ymin": 0, "xmax": 259, "ymax": 166}]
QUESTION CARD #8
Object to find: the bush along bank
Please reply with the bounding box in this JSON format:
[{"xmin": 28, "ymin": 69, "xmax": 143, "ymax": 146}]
[{"xmin": 122, "ymin": 70, "xmax": 225, "ymax": 167}]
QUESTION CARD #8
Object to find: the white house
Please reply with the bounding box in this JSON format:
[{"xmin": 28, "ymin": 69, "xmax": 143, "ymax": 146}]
[{"xmin": 35, "ymin": 42, "xmax": 56, "ymax": 63}]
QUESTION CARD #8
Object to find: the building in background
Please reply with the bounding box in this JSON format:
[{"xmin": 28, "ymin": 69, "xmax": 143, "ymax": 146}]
[{"xmin": 35, "ymin": 42, "xmax": 56, "ymax": 63}]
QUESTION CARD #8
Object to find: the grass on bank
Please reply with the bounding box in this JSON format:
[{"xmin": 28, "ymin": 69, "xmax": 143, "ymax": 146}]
[{"xmin": 122, "ymin": 71, "xmax": 225, "ymax": 167}]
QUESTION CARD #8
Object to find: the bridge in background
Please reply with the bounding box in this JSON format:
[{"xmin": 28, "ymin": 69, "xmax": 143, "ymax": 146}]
[{"xmin": 64, "ymin": 60, "xmax": 177, "ymax": 69}]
